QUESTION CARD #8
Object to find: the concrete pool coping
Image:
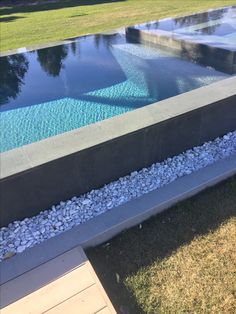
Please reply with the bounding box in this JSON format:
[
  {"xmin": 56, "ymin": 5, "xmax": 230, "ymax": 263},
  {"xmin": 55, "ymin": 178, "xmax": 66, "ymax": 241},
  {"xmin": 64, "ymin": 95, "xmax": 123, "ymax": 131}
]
[
  {"xmin": 1, "ymin": 76, "xmax": 236, "ymax": 179},
  {"xmin": 1, "ymin": 152, "xmax": 236, "ymax": 286}
]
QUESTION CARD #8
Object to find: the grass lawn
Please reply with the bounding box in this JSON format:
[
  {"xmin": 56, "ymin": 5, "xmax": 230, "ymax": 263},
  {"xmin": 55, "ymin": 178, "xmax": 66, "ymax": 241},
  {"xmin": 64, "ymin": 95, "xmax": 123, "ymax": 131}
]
[
  {"xmin": 87, "ymin": 176, "xmax": 236, "ymax": 313},
  {"xmin": 1, "ymin": 0, "xmax": 236, "ymax": 52}
]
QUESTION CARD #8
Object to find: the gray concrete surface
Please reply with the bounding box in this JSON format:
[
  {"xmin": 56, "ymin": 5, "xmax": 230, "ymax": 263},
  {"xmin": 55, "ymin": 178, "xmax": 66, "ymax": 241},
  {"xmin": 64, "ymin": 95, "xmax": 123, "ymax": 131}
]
[{"xmin": 1, "ymin": 153, "xmax": 236, "ymax": 285}]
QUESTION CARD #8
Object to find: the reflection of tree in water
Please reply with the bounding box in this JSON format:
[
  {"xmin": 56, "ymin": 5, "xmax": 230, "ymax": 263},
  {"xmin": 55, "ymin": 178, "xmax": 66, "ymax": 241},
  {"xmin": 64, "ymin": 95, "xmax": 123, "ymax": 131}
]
[
  {"xmin": 0, "ymin": 54, "xmax": 29, "ymax": 105},
  {"xmin": 94, "ymin": 33, "xmax": 119, "ymax": 49},
  {"xmin": 71, "ymin": 41, "xmax": 77, "ymax": 55},
  {"xmin": 144, "ymin": 22, "xmax": 152, "ymax": 30},
  {"xmin": 37, "ymin": 45, "xmax": 68, "ymax": 77},
  {"xmin": 175, "ymin": 9, "xmax": 225, "ymax": 34},
  {"xmin": 153, "ymin": 21, "xmax": 159, "ymax": 29},
  {"xmin": 146, "ymin": 21, "xmax": 159, "ymax": 30}
]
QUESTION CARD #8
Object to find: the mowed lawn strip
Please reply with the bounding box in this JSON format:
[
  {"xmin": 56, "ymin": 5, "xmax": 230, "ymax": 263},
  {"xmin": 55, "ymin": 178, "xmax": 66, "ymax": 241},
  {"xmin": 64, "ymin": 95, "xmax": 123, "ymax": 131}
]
[
  {"xmin": 1, "ymin": 0, "xmax": 236, "ymax": 52},
  {"xmin": 87, "ymin": 176, "xmax": 236, "ymax": 313}
]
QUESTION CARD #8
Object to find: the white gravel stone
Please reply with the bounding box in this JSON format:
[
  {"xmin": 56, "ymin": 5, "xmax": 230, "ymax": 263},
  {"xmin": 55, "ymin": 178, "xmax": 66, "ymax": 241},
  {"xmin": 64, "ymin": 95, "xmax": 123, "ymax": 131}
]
[
  {"xmin": 16, "ymin": 246, "xmax": 26, "ymax": 253},
  {"xmin": 0, "ymin": 131, "xmax": 236, "ymax": 261}
]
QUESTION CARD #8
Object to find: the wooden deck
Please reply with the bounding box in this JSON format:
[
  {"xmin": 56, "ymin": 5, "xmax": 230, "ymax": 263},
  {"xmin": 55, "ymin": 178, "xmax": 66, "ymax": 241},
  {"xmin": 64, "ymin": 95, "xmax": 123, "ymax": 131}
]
[{"xmin": 0, "ymin": 246, "xmax": 116, "ymax": 314}]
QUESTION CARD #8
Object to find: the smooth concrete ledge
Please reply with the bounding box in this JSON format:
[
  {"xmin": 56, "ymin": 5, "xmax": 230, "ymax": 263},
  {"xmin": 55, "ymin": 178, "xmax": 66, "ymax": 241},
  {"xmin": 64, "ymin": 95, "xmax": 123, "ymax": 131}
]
[
  {"xmin": 126, "ymin": 27, "xmax": 236, "ymax": 74},
  {"xmin": 1, "ymin": 76, "xmax": 236, "ymax": 226},
  {"xmin": 1, "ymin": 153, "xmax": 236, "ymax": 285}
]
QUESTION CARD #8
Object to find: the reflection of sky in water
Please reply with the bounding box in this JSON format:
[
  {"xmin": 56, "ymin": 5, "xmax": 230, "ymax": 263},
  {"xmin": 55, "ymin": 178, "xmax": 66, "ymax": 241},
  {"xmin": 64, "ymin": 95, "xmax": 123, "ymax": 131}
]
[
  {"xmin": 193, "ymin": 23, "xmax": 235, "ymax": 36},
  {"xmin": 135, "ymin": 6, "xmax": 236, "ymax": 50}
]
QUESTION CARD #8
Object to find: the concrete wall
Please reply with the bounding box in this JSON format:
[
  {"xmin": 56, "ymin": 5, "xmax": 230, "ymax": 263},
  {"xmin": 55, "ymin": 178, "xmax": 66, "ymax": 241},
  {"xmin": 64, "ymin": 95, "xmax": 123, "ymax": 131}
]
[
  {"xmin": 0, "ymin": 77, "xmax": 236, "ymax": 227},
  {"xmin": 126, "ymin": 28, "xmax": 236, "ymax": 74}
]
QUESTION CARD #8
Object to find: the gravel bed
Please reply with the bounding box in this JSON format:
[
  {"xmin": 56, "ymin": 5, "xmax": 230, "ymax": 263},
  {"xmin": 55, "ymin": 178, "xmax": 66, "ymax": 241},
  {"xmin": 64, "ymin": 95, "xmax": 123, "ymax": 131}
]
[{"xmin": 1, "ymin": 131, "xmax": 236, "ymax": 261}]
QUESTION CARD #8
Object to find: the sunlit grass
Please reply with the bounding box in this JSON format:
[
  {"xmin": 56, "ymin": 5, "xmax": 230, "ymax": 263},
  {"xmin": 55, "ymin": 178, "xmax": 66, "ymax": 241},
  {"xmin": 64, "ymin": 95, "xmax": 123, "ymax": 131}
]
[
  {"xmin": 1, "ymin": 0, "xmax": 235, "ymax": 51},
  {"xmin": 88, "ymin": 176, "xmax": 236, "ymax": 313},
  {"xmin": 125, "ymin": 217, "xmax": 236, "ymax": 313}
]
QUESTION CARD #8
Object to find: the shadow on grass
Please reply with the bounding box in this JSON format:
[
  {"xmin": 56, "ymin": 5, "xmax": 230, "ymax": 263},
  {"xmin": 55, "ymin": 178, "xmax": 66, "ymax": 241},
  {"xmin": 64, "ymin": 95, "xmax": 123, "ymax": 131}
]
[
  {"xmin": 0, "ymin": 0, "xmax": 126, "ymax": 16},
  {"xmin": 87, "ymin": 175, "xmax": 236, "ymax": 313},
  {"xmin": 70, "ymin": 13, "xmax": 88, "ymax": 18},
  {"xmin": 0, "ymin": 15, "xmax": 24, "ymax": 22}
]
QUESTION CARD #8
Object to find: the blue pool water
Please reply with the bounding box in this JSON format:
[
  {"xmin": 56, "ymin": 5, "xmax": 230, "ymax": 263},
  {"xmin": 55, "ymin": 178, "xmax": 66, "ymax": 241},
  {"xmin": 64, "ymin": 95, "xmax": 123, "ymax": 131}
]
[{"xmin": 0, "ymin": 32, "xmax": 230, "ymax": 152}]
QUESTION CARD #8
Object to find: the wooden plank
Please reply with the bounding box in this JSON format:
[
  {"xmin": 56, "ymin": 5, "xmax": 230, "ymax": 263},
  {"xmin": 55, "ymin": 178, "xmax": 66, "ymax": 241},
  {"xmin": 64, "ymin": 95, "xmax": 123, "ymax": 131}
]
[
  {"xmin": 0, "ymin": 246, "xmax": 87, "ymax": 308},
  {"xmin": 45, "ymin": 284, "xmax": 107, "ymax": 314},
  {"xmin": 96, "ymin": 307, "xmax": 113, "ymax": 314},
  {"xmin": 1, "ymin": 264, "xmax": 94, "ymax": 314},
  {"xmin": 85, "ymin": 256, "xmax": 116, "ymax": 313},
  {"xmin": 1, "ymin": 246, "xmax": 116, "ymax": 314},
  {"xmin": 74, "ymin": 246, "xmax": 115, "ymax": 312}
]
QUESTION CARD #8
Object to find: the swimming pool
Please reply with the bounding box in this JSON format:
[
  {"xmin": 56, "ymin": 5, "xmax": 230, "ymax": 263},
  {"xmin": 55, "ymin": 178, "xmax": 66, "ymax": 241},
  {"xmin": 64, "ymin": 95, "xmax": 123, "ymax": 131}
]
[{"xmin": 0, "ymin": 23, "xmax": 231, "ymax": 152}]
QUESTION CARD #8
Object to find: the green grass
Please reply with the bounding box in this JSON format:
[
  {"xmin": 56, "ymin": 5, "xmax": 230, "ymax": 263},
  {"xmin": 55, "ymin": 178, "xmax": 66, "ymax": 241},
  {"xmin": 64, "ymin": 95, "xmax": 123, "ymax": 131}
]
[
  {"xmin": 87, "ymin": 176, "xmax": 236, "ymax": 313},
  {"xmin": 1, "ymin": 0, "xmax": 236, "ymax": 52}
]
